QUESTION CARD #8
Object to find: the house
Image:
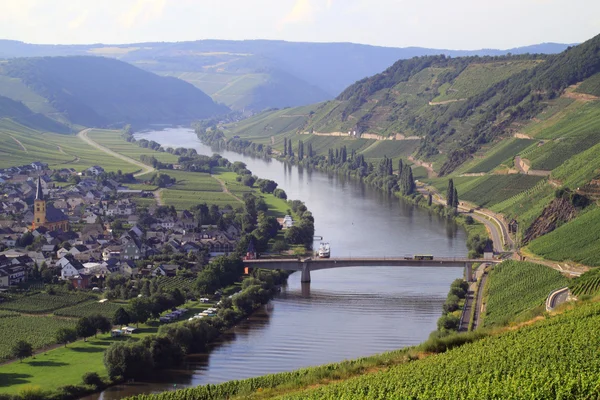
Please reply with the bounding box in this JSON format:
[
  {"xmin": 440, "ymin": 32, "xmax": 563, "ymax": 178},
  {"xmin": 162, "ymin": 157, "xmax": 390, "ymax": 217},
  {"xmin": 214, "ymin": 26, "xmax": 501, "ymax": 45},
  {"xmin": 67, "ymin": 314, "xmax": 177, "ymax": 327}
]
[
  {"xmin": 30, "ymin": 161, "xmax": 47, "ymax": 171},
  {"xmin": 56, "ymin": 248, "xmax": 70, "ymax": 259},
  {"xmin": 483, "ymin": 241, "xmax": 494, "ymax": 260},
  {"xmin": 0, "ymin": 255, "xmax": 29, "ymax": 287},
  {"xmin": 152, "ymin": 264, "xmax": 180, "ymax": 277},
  {"xmin": 68, "ymin": 271, "xmax": 93, "ymax": 289},
  {"xmin": 57, "ymin": 255, "xmax": 85, "ymax": 279},
  {"xmin": 87, "ymin": 166, "xmax": 105, "ymax": 176}
]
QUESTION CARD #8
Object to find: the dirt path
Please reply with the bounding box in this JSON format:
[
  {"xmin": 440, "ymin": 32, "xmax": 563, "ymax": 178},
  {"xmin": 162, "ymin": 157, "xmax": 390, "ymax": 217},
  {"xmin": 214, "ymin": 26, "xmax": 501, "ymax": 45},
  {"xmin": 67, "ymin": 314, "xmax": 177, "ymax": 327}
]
[
  {"xmin": 77, "ymin": 128, "xmax": 155, "ymax": 177},
  {"xmin": 153, "ymin": 188, "xmax": 164, "ymax": 206},
  {"xmin": 428, "ymin": 98, "xmax": 466, "ymax": 106},
  {"xmin": 409, "ymin": 156, "xmax": 438, "ymax": 178},
  {"xmin": 7, "ymin": 133, "xmax": 28, "ymax": 153},
  {"xmin": 513, "ymin": 156, "xmax": 551, "ymax": 176},
  {"xmin": 472, "ymin": 271, "xmax": 488, "ymax": 330},
  {"xmin": 211, "ymin": 175, "xmax": 244, "ymax": 204}
]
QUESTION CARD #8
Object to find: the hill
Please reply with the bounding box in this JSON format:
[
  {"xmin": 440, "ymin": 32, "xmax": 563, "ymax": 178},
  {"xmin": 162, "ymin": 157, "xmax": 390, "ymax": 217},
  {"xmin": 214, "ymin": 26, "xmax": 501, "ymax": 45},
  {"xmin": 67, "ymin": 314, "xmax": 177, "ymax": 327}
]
[
  {"xmin": 0, "ymin": 56, "xmax": 228, "ymax": 128},
  {"xmin": 0, "ymin": 94, "xmax": 70, "ymax": 133},
  {"xmin": 0, "ymin": 40, "xmax": 571, "ymax": 112}
]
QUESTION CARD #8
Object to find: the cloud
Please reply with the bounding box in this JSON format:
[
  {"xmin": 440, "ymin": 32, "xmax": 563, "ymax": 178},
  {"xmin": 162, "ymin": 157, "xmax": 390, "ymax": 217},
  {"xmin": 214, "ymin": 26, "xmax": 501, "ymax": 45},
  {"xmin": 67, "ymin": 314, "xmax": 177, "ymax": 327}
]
[
  {"xmin": 68, "ymin": 9, "xmax": 89, "ymax": 30},
  {"xmin": 278, "ymin": 0, "xmax": 316, "ymax": 29},
  {"xmin": 119, "ymin": 0, "xmax": 167, "ymax": 29}
]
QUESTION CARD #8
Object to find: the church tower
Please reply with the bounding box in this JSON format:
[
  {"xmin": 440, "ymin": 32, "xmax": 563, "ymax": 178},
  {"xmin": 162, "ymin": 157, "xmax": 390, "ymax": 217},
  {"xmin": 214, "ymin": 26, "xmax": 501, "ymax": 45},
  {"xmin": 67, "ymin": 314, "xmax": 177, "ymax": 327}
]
[{"xmin": 32, "ymin": 177, "xmax": 46, "ymax": 230}]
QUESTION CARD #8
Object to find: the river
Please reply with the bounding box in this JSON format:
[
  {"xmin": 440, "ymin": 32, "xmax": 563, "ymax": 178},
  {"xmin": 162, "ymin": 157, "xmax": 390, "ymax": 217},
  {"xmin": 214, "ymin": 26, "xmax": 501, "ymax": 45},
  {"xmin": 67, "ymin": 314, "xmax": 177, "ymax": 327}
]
[{"xmin": 91, "ymin": 127, "xmax": 467, "ymax": 399}]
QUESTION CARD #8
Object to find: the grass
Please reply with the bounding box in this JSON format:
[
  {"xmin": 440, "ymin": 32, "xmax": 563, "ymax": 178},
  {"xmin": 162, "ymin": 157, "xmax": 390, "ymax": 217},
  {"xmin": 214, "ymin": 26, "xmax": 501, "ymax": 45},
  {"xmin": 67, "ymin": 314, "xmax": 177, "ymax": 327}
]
[
  {"xmin": 575, "ymin": 71, "xmax": 600, "ymax": 97},
  {"xmin": 161, "ymin": 189, "xmax": 238, "ymax": 210},
  {"xmin": 483, "ymin": 260, "xmax": 568, "ymax": 327},
  {"xmin": 527, "ymin": 206, "xmax": 600, "ymax": 266},
  {"xmin": 0, "ymin": 326, "xmax": 159, "ymax": 394}
]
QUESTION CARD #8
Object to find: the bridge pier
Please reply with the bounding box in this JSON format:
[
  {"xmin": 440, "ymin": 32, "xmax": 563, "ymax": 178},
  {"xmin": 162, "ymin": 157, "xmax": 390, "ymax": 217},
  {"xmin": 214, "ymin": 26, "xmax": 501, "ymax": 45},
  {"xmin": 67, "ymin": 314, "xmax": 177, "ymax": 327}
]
[
  {"xmin": 301, "ymin": 262, "xmax": 311, "ymax": 283},
  {"xmin": 465, "ymin": 263, "xmax": 473, "ymax": 282}
]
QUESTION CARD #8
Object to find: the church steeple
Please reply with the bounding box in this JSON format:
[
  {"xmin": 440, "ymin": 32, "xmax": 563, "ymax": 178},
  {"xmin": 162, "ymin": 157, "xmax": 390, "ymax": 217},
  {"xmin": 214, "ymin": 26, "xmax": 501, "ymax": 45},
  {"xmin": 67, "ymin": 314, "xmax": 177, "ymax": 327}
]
[{"xmin": 35, "ymin": 177, "xmax": 44, "ymax": 201}]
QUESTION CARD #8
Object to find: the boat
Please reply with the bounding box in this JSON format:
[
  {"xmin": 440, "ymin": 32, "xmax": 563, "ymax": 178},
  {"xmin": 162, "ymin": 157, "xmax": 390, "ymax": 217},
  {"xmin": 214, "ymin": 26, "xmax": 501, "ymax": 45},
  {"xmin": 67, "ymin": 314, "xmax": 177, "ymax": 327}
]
[{"xmin": 317, "ymin": 242, "xmax": 331, "ymax": 258}]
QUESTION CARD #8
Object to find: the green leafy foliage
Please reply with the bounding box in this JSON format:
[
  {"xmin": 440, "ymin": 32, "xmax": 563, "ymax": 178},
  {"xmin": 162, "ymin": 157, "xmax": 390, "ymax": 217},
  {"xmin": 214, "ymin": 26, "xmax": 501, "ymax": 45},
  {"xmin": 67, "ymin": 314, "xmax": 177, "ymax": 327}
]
[
  {"xmin": 466, "ymin": 138, "xmax": 535, "ymax": 173},
  {"xmin": 484, "ymin": 261, "xmax": 568, "ymax": 327},
  {"xmin": 527, "ymin": 207, "xmax": 600, "ymax": 266}
]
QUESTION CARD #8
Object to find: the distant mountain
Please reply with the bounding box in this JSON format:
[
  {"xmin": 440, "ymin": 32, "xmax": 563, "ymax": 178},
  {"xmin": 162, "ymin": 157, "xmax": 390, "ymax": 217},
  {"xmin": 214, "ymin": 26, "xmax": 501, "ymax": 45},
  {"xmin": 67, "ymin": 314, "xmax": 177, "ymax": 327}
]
[
  {"xmin": 222, "ymin": 33, "xmax": 600, "ymax": 175},
  {"xmin": 0, "ymin": 56, "xmax": 228, "ymax": 128},
  {"xmin": 0, "ymin": 39, "xmax": 573, "ymax": 112}
]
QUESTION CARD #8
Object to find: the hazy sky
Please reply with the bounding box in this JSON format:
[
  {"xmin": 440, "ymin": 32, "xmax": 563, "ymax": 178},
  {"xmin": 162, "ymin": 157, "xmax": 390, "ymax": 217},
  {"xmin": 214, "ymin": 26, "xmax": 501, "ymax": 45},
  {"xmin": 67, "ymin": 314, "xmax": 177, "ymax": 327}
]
[{"xmin": 1, "ymin": 0, "xmax": 598, "ymax": 49}]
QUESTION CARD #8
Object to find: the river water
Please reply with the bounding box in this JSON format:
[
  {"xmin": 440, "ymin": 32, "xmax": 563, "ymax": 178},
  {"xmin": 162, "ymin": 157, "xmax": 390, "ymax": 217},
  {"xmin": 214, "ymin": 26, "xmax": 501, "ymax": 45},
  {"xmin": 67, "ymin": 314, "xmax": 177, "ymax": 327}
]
[{"xmin": 91, "ymin": 127, "xmax": 467, "ymax": 399}]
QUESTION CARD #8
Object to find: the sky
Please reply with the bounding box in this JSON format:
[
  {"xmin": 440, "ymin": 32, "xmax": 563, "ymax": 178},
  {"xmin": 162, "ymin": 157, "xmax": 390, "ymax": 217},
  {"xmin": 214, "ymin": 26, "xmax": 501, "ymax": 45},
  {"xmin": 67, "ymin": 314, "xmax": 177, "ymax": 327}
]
[{"xmin": 0, "ymin": 0, "xmax": 598, "ymax": 49}]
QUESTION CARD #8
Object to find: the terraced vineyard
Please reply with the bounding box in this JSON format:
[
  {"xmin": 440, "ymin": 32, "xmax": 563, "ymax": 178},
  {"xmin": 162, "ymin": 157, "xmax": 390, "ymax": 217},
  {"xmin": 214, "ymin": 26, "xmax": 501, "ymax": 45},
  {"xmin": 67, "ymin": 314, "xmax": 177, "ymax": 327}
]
[
  {"xmin": 88, "ymin": 130, "xmax": 179, "ymax": 164},
  {"xmin": 575, "ymin": 72, "xmax": 600, "ymax": 96},
  {"xmin": 466, "ymin": 138, "xmax": 535, "ymax": 173},
  {"xmin": 484, "ymin": 261, "xmax": 568, "ymax": 327},
  {"xmin": 458, "ymin": 175, "xmax": 545, "ymax": 207},
  {"xmin": 128, "ymin": 301, "xmax": 600, "ymax": 400},
  {"xmin": 155, "ymin": 276, "xmax": 197, "ymax": 292},
  {"xmin": 53, "ymin": 300, "xmax": 124, "ymax": 319},
  {"xmin": 570, "ymin": 269, "xmax": 600, "ymax": 297},
  {"xmin": 527, "ymin": 207, "xmax": 600, "ymax": 267},
  {"xmin": 0, "ymin": 314, "xmax": 77, "ymax": 361}
]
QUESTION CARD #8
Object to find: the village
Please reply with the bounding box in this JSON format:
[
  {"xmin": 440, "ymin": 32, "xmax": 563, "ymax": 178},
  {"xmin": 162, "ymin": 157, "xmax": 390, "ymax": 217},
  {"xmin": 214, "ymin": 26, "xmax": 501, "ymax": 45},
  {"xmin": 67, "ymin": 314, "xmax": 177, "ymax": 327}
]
[{"xmin": 0, "ymin": 161, "xmax": 260, "ymax": 290}]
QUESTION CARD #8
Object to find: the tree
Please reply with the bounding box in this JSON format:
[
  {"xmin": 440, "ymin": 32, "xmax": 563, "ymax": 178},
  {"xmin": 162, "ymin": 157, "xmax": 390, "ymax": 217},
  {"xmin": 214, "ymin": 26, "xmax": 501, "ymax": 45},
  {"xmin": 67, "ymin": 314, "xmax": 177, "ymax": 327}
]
[
  {"xmin": 398, "ymin": 159, "xmax": 404, "ymax": 176},
  {"xmin": 298, "ymin": 140, "xmax": 304, "ymax": 160},
  {"xmin": 283, "ymin": 138, "xmax": 288, "ymax": 157},
  {"xmin": 55, "ymin": 328, "xmax": 77, "ymax": 347},
  {"xmin": 257, "ymin": 179, "xmax": 278, "ymax": 194},
  {"xmin": 452, "ymin": 187, "xmax": 459, "ymax": 209},
  {"xmin": 82, "ymin": 372, "xmax": 103, "ymax": 388},
  {"xmin": 428, "ymin": 193, "xmax": 433, "ymax": 206},
  {"xmin": 76, "ymin": 317, "xmax": 96, "ymax": 342},
  {"xmin": 11, "ymin": 340, "xmax": 33, "ymax": 362},
  {"xmin": 447, "ymin": 179, "xmax": 454, "ymax": 207},
  {"xmin": 128, "ymin": 298, "xmax": 152, "ymax": 326},
  {"xmin": 89, "ymin": 314, "xmax": 112, "ymax": 337},
  {"xmin": 113, "ymin": 307, "xmax": 130, "ymax": 326},
  {"xmin": 104, "ymin": 342, "xmax": 153, "ymax": 380}
]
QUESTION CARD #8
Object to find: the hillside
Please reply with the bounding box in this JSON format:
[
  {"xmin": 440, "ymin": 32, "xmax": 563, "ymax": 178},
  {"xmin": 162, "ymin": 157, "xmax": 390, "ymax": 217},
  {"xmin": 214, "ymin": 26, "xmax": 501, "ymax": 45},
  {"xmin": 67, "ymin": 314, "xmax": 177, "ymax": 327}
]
[
  {"xmin": 0, "ymin": 40, "xmax": 571, "ymax": 112},
  {"xmin": 126, "ymin": 298, "xmax": 600, "ymax": 400},
  {"xmin": 0, "ymin": 94, "xmax": 70, "ymax": 133},
  {"xmin": 0, "ymin": 56, "xmax": 228, "ymax": 128}
]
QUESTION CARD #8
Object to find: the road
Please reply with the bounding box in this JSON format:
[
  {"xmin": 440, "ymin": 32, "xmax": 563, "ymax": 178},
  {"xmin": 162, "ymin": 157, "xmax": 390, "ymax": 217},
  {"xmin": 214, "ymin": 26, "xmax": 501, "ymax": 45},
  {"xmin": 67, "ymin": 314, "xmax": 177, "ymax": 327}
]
[
  {"xmin": 211, "ymin": 175, "xmax": 243, "ymax": 204},
  {"xmin": 77, "ymin": 128, "xmax": 155, "ymax": 177},
  {"xmin": 418, "ymin": 185, "xmax": 511, "ymax": 252},
  {"xmin": 458, "ymin": 289, "xmax": 474, "ymax": 332}
]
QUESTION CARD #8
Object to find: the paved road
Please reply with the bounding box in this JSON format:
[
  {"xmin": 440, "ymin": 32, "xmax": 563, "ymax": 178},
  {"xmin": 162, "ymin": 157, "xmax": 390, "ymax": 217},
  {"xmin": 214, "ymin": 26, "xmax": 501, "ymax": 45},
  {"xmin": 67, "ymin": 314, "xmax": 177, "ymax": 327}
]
[
  {"xmin": 459, "ymin": 290, "xmax": 474, "ymax": 332},
  {"xmin": 418, "ymin": 185, "xmax": 510, "ymax": 252},
  {"xmin": 77, "ymin": 128, "xmax": 155, "ymax": 177}
]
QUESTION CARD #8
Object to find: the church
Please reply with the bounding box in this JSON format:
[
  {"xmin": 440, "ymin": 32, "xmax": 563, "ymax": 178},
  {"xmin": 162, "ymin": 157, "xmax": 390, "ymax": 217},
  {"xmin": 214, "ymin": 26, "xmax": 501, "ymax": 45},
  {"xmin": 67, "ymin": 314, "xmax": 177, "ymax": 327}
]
[{"xmin": 31, "ymin": 177, "xmax": 69, "ymax": 232}]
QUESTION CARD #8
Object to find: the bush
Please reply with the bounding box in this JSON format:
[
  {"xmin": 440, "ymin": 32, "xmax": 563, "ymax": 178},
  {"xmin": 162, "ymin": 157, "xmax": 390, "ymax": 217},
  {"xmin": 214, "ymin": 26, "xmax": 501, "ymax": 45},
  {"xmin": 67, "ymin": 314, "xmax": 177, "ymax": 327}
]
[
  {"xmin": 17, "ymin": 385, "xmax": 47, "ymax": 400},
  {"xmin": 82, "ymin": 372, "xmax": 103, "ymax": 388},
  {"xmin": 437, "ymin": 314, "xmax": 460, "ymax": 332}
]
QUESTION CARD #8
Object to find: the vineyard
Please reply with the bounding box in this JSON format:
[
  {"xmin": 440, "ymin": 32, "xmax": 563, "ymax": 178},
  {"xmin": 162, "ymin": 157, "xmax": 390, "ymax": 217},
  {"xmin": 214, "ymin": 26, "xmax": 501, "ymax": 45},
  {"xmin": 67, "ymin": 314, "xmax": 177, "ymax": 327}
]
[
  {"xmin": 0, "ymin": 314, "xmax": 77, "ymax": 361},
  {"xmin": 154, "ymin": 276, "xmax": 197, "ymax": 293},
  {"xmin": 53, "ymin": 300, "xmax": 124, "ymax": 319},
  {"xmin": 466, "ymin": 138, "xmax": 536, "ymax": 173},
  {"xmin": 483, "ymin": 261, "xmax": 568, "ymax": 327},
  {"xmin": 0, "ymin": 292, "xmax": 93, "ymax": 314},
  {"xmin": 458, "ymin": 175, "xmax": 545, "ymax": 208},
  {"xmin": 527, "ymin": 206, "xmax": 600, "ymax": 267},
  {"xmin": 570, "ymin": 269, "xmax": 600, "ymax": 297},
  {"xmin": 126, "ymin": 300, "xmax": 600, "ymax": 400}
]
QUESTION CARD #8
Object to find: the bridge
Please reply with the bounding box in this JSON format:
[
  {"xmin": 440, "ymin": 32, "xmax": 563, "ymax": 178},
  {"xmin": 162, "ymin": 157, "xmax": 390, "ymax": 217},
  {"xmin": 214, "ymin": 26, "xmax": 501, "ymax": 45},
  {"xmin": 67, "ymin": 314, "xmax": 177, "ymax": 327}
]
[{"xmin": 245, "ymin": 257, "xmax": 499, "ymax": 283}]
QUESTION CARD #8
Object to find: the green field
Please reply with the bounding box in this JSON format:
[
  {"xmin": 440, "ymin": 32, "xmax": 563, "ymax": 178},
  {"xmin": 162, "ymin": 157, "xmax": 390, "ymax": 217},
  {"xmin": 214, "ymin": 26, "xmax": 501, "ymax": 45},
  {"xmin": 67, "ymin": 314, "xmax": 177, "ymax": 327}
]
[
  {"xmin": 551, "ymin": 140, "xmax": 600, "ymax": 188},
  {"xmin": 0, "ymin": 314, "xmax": 77, "ymax": 361},
  {"xmin": 483, "ymin": 261, "xmax": 568, "ymax": 327},
  {"xmin": 0, "ymin": 120, "xmax": 140, "ymax": 173},
  {"xmin": 161, "ymin": 189, "xmax": 238, "ymax": 210},
  {"xmin": 129, "ymin": 300, "xmax": 600, "ymax": 400},
  {"xmin": 88, "ymin": 130, "xmax": 179, "ymax": 165},
  {"xmin": 527, "ymin": 206, "xmax": 600, "ymax": 266},
  {"xmin": 466, "ymin": 138, "xmax": 536, "ymax": 173},
  {"xmin": 161, "ymin": 170, "xmax": 223, "ymax": 192},
  {"xmin": 358, "ymin": 140, "xmax": 420, "ymax": 161}
]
